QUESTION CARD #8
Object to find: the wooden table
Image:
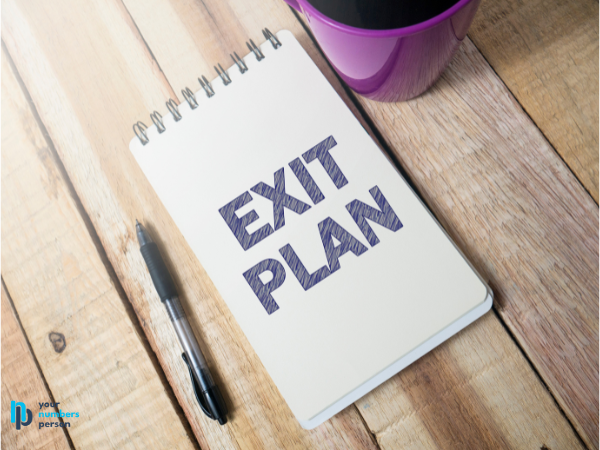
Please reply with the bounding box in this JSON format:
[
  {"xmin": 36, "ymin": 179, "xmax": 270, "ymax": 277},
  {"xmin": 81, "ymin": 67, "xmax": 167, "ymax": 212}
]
[{"xmin": 2, "ymin": 0, "xmax": 597, "ymax": 448}]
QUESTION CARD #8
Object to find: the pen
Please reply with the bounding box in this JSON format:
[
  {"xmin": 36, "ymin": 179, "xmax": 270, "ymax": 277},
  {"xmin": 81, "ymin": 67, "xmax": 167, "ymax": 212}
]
[{"xmin": 136, "ymin": 220, "xmax": 228, "ymax": 425}]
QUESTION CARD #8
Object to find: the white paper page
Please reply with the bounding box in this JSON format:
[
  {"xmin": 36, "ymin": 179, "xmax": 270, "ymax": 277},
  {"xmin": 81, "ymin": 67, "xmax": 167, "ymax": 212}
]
[{"xmin": 130, "ymin": 30, "xmax": 488, "ymax": 422}]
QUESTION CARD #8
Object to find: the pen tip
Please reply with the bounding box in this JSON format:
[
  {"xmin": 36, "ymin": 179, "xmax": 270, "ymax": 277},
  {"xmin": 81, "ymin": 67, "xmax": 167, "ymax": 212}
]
[{"xmin": 136, "ymin": 219, "xmax": 140, "ymax": 226}]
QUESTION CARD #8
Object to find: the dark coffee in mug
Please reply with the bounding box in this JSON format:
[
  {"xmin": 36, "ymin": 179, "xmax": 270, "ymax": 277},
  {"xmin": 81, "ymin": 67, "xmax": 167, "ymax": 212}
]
[{"xmin": 306, "ymin": 0, "xmax": 460, "ymax": 30}]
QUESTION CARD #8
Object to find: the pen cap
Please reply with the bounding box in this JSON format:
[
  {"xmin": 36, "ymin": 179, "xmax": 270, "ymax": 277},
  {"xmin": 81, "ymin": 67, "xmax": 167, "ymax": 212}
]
[
  {"xmin": 140, "ymin": 242, "xmax": 179, "ymax": 301},
  {"xmin": 202, "ymin": 385, "xmax": 228, "ymax": 425}
]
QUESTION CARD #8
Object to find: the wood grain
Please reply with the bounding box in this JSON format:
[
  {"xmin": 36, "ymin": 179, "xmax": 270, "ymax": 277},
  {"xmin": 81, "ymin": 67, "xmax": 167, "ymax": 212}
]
[
  {"xmin": 2, "ymin": 283, "xmax": 72, "ymax": 450},
  {"xmin": 349, "ymin": 36, "xmax": 599, "ymax": 448},
  {"xmin": 2, "ymin": 0, "xmax": 593, "ymax": 449},
  {"xmin": 0, "ymin": 1, "xmax": 378, "ymax": 449},
  {"xmin": 1, "ymin": 45, "xmax": 197, "ymax": 449},
  {"xmin": 356, "ymin": 313, "xmax": 585, "ymax": 449},
  {"xmin": 470, "ymin": 0, "xmax": 599, "ymax": 201}
]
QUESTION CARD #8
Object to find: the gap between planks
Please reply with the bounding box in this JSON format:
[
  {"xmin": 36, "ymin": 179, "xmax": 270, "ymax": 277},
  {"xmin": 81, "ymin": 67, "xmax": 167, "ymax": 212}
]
[
  {"xmin": 489, "ymin": 307, "xmax": 589, "ymax": 449},
  {"xmin": 1, "ymin": 278, "xmax": 77, "ymax": 450},
  {"xmin": 462, "ymin": 39, "xmax": 598, "ymax": 207}
]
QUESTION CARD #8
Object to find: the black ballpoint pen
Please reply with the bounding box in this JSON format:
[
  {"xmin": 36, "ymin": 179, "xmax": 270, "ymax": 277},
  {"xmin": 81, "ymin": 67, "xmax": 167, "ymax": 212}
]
[{"xmin": 136, "ymin": 220, "xmax": 228, "ymax": 425}]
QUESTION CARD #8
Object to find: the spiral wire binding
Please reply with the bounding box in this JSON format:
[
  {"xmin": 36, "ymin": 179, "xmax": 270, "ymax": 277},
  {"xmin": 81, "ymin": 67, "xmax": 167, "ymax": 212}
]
[
  {"xmin": 214, "ymin": 63, "xmax": 232, "ymax": 85},
  {"xmin": 150, "ymin": 111, "xmax": 165, "ymax": 133},
  {"xmin": 182, "ymin": 87, "xmax": 198, "ymax": 109},
  {"xmin": 262, "ymin": 28, "xmax": 281, "ymax": 49},
  {"xmin": 133, "ymin": 121, "xmax": 149, "ymax": 145},
  {"xmin": 198, "ymin": 75, "xmax": 215, "ymax": 98},
  {"xmin": 230, "ymin": 52, "xmax": 248, "ymax": 74},
  {"xmin": 132, "ymin": 28, "xmax": 281, "ymax": 145},
  {"xmin": 166, "ymin": 99, "xmax": 182, "ymax": 121},
  {"xmin": 246, "ymin": 39, "xmax": 265, "ymax": 61}
]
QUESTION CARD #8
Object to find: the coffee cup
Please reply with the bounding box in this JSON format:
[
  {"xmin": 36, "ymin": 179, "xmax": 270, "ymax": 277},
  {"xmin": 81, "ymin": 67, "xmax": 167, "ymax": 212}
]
[{"xmin": 283, "ymin": 0, "xmax": 481, "ymax": 102}]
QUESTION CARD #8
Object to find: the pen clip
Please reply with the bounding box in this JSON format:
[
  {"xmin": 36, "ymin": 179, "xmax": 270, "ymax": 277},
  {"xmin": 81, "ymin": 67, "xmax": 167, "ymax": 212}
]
[{"xmin": 181, "ymin": 352, "xmax": 214, "ymax": 420}]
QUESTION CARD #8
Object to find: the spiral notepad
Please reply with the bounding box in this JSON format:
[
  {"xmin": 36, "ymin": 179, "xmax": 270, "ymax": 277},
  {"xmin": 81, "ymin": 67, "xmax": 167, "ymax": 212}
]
[{"xmin": 129, "ymin": 29, "xmax": 492, "ymax": 429}]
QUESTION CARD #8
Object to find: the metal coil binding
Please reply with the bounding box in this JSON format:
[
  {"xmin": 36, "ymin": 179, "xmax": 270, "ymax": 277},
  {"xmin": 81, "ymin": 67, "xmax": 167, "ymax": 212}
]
[
  {"xmin": 150, "ymin": 112, "xmax": 165, "ymax": 133},
  {"xmin": 230, "ymin": 52, "xmax": 248, "ymax": 74},
  {"xmin": 182, "ymin": 87, "xmax": 198, "ymax": 109},
  {"xmin": 132, "ymin": 28, "xmax": 280, "ymax": 146},
  {"xmin": 214, "ymin": 63, "xmax": 231, "ymax": 85},
  {"xmin": 166, "ymin": 99, "xmax": 182, "ymax": 121},
  {"xmin": 198, "ymin": 75, "xmax": 215, "ymax": 98},
  {"xmin": 133, "ymin": 121, "xmax": 149, "ymax": 145},
  {"xmin": 263, "ymin": 28, "xmax": 282, "ymax": 49},
  {"xmin": 246, "ymin": 39, "xmax": 265, "ymax": 61}
]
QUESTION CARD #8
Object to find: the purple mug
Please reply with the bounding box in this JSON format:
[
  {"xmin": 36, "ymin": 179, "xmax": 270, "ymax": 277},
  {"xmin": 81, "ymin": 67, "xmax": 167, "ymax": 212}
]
[{"xmin": 283, "ymin": 0, "xmax": 481, "ymax": 102}]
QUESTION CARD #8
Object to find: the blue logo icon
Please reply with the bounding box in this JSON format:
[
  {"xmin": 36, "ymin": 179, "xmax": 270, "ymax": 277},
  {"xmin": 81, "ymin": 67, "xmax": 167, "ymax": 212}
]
[{"xmin": 11, "ymin": 401, "xmax": 33, "ymax": 430}]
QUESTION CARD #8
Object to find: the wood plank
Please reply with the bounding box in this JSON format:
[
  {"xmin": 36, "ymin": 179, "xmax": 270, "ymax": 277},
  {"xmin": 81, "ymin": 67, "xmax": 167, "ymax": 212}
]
[
  {"xmin": 120, "ymin": 0, "xmax": 597, "ymax": 447},
  {"xmin": 470, "ymin": 0, "xmax": 599, "ymax": 201},
  {"xmin": 0, "ymin": 45, "xmax": 197, "ymax": 449},
  {"xmin": 348, "ymin": 36, "xmax": 599, "ymax": 449},
  {"xmin": 356, "ymin": 312, "xmax": 585, "ymax": 449},
  {"xmin": 1, "ymin": 1, "xmax": 591, "ymax": 450},
  {"xmin": 2, "ymin": 283, "xmax": 72, "ymax": 450},
  {"xmin": 0, "ymin": 1, "xmax": 378, "ymax": 449}
]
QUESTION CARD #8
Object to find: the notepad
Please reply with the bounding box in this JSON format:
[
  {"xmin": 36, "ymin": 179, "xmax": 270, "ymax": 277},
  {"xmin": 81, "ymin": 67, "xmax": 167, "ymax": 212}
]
[{"xmin": 129, "ymin": 29, "xmax": 492, "ymax": 429}]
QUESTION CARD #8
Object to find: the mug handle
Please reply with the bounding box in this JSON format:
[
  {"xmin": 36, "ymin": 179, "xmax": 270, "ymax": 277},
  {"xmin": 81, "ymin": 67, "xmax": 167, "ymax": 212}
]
[{"xmin": 282, "ymin": 0, "xmax": 302, "ymax": 12}]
